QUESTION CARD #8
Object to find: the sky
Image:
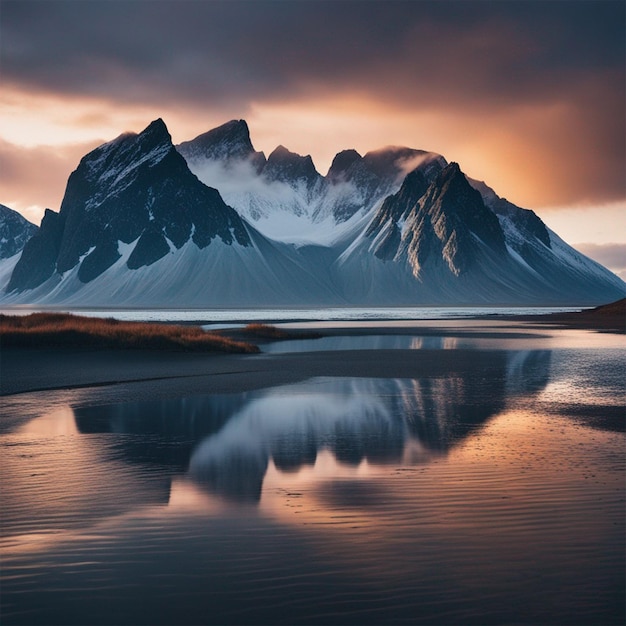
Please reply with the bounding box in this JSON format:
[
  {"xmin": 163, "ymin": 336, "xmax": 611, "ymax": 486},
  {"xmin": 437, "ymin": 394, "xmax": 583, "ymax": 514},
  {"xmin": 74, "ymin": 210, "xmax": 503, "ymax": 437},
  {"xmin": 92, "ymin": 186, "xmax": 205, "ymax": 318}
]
[{"xmin": 1, "ymin": 0, "xmax": 624, "ymax": 277}]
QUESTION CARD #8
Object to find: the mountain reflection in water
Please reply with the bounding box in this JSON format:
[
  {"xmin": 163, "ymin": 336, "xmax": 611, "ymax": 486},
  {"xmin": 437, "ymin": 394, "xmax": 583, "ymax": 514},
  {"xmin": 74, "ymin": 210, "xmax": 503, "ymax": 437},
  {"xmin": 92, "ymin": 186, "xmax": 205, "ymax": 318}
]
[{"xmin": 72, "ymin": 349, "xmax": 550, "ymax": 502}]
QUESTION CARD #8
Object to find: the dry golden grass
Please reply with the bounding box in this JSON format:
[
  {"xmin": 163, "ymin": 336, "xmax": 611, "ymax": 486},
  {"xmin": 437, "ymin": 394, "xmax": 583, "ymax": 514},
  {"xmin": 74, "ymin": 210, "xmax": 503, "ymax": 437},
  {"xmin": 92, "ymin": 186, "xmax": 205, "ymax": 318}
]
[
  {"xmin": 0, "ymin": 313, "xmax": 259, "ymax": 353},
  {"xmin": 239, "ymin": 323, "xmax": 323, "ymax": 340}
]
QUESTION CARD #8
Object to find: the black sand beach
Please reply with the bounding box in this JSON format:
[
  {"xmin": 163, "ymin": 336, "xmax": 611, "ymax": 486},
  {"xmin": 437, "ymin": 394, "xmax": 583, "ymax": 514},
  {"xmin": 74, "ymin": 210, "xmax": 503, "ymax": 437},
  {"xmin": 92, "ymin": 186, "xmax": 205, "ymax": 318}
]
[{"xmin": 1, "ymin": 343, "xmax": 514, "ymax": 398}]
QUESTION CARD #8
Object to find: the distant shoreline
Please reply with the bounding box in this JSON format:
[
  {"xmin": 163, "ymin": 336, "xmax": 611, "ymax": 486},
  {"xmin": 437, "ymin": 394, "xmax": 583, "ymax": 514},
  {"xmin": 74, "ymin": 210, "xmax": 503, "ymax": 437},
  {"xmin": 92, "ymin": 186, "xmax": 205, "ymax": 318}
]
[{"xmin": 490, "ymin": 298, "xmax": 625, "ymax": 333}]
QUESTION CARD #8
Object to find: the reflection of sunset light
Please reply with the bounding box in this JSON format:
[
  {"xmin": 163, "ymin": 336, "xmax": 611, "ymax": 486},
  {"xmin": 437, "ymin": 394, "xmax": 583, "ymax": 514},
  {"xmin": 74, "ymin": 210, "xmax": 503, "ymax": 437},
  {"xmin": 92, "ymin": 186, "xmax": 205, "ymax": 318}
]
[
  {"xmin": 540, "ymin": 379, "xmax": 621, "ymax": 407},
  {"xmin": 2, "ymin": 404, "xmax": 173, "ymax": 558},
  {"xmin": 252, "ymin": 406, "xmax": 623, "ymax": 556},
  {"xmin": 167, "ymin": 478, "xmax": 228, "ymax": 514},
  {"xmin": 19, "ymin": 406, "xmax": 79, "ymax": 436}
]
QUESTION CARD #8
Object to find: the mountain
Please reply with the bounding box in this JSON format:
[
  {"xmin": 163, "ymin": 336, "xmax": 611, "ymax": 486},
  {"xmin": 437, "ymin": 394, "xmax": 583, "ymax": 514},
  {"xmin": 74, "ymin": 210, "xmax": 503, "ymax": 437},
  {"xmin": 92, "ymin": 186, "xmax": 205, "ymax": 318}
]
[
  {"xmin": 4, "ymin": 120, "xmax": 338, "ymax": 305},
  {"xmin": 177, "ymin": 120, "xmax": 446, "ymax": 242},
  {"xmin": 177, "ymin": 119, "xmax": 266, "ymax": 172},
  {"xmin": 363, "ymin": 163, "xmax": 506, "ymax": 276},
  {"xmin": 2, "ymin": 118, "xmax": 624, "ymax": 306},
  {"xmin": 0, "ymin": 204, "xmax": 38, "ymax": 291},
  {"xmin": 335, "ymin": 162, "xmax": 625, "ymax": 304},
  {"xmin": 7, "ymin": 119, "xmax": 250, "ymax": 292},
  {"xmin": 0, "ymin": 204, "xmax": 38, "ymax": 259}
]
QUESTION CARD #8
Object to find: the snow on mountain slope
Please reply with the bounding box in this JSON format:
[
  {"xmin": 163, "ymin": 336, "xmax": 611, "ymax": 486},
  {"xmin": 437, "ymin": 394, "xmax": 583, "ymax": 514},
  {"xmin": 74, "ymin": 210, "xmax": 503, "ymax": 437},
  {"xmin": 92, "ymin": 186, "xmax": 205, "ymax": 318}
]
[
  {"xmin": 3, "ymin": 119, "xmax": 346, "ymax": 307},
  {"xmin": 178, "ymin": 120, "xmax": 446, "ymax": 244},
  {"xmin": 2, "ymin": 228, "xmax": 343, "ymax": 307},
  {"xmin": 0, "ymin": 253, "xmax": 22, "ymax": 293},
  {"xmin": 7, "ymin": 119, "xmax": 252, "ymax": 294},
  {"xmin": 468, "ymin": 178, "xmax": 626, "ymax": 297},
  {"xmin": 3, "ymin": 117, "xmax": 624, "ymax": 307},
  {"xmin": 0, "ymin": 204, "xmax": 38, "ymax": 259},
  {"xmin": 334, "ymin": 162, "xmax": 626, "ymax": 305}
]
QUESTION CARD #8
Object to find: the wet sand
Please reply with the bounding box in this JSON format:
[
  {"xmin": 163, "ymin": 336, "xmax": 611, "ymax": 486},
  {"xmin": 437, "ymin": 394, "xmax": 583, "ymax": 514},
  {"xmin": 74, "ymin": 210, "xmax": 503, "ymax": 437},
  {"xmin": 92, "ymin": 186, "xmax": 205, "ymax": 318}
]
[
  {"xmin": 1, "ymin": 317, "xmax": 623, "ymax": 626},
  {"xmin": 1, "ymin": 344, "xmax": 509, "ymax": 398},
  {"xmin": 0, "ymin": 317, "xmax": 545, "ymax": 396}
]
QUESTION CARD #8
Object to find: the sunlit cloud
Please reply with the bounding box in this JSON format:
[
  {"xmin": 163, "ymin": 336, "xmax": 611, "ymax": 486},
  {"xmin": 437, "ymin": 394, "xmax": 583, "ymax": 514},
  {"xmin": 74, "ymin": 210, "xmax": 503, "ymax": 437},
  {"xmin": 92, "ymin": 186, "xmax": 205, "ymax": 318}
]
[
  {"xmin": 0, "ymin": 84, "xmax": 203, "ymax": 148},
  {"xmin": 573, "ymin": 242, "xmax": 626, "ymax": 280},
  {"xmin": 1, "ymin": 0, "xmax": 623, "ymax": 240},
  {"xmin": 538, "ymin": 201, "xmax": 626, "ymax": 245}
]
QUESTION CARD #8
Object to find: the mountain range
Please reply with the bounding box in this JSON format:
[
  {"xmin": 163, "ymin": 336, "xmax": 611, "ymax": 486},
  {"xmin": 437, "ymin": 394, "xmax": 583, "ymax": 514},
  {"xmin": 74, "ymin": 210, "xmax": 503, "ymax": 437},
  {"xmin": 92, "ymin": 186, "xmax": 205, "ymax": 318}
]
[{"xmin": 1, "ymin": 118, "xmax": 624, "ymax": 306}]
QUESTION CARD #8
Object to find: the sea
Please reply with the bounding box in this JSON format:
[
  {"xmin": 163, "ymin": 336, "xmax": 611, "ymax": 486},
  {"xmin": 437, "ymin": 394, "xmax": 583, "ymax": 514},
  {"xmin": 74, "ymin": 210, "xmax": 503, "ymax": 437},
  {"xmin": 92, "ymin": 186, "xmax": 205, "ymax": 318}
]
[{"xmin": 0, "ymin": 305, "xmax": 583, "ymax": 324}]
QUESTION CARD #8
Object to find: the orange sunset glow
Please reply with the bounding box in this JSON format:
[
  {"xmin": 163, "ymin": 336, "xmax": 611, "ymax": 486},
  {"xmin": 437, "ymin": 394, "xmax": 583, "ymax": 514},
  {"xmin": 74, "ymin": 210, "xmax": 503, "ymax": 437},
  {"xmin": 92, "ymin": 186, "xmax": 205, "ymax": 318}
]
[{"xmin": 1, "ymin": 1, "xmax": 624, "ymax": 276}]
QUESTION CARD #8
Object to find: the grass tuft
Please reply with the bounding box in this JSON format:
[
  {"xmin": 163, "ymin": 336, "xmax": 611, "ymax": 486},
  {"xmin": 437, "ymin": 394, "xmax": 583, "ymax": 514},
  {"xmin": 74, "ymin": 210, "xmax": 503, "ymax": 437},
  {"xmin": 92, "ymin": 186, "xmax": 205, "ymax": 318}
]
[
  {"xmin": 239, "ymin": 323, "xmax": 323, "ymax": 340},
  {"xmin": 0, "ymin": 313, "xmax": 260, "ymax": 353}
]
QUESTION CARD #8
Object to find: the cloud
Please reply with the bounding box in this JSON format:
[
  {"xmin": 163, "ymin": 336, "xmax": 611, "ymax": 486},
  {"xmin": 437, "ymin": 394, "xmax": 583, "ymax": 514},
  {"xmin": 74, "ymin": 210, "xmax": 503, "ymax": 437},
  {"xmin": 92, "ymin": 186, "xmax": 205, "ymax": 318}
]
[
  {"xmin": 1, "ymin": 0, "xmax": 624, "ymax": 209},
  {"xmin": 538, "ymin": 201, "xmax": 626, "ymax": 249},
  {"xmin": 575, "ymin": 243, "xmax": 626, "ymax": 279},
  {"xmin": 0, "ymin": 138, "xmax": 101, "ymax": 223},
  {"xmin": 4, "ymin": 1, "xmax": 622, "ymax": 107}
]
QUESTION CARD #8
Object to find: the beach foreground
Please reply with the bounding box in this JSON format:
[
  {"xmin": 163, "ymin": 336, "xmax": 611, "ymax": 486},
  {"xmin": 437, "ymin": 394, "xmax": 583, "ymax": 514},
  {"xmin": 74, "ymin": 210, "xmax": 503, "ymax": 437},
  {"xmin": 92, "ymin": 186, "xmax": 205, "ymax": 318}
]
[
  {"xmin": 2, "ymin": 300, "xmax": 623, "ymax": 398},
  {"xmin": 1, "ymin": 317, "xmax": 624, "ymax": 626}
]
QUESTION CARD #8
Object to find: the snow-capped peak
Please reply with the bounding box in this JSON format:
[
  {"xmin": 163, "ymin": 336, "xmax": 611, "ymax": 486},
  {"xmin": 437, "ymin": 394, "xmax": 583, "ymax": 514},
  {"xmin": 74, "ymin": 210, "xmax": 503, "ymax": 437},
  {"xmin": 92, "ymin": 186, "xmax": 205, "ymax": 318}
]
[{"xmin": 7, "ymin": 117, "xmax": 619, "ymax": 308}]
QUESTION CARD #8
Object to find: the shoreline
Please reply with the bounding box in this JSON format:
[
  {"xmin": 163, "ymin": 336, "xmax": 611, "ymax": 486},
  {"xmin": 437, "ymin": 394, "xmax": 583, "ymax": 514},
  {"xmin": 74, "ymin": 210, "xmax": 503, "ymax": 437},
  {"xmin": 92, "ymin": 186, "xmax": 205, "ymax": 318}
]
[
  {"xmin": 0, "ymin": 318, "xmax": 621, "ymax": 399},
  {"xmin": 1, "ymin": 301, "xmax": 622, "ymax": 398}
]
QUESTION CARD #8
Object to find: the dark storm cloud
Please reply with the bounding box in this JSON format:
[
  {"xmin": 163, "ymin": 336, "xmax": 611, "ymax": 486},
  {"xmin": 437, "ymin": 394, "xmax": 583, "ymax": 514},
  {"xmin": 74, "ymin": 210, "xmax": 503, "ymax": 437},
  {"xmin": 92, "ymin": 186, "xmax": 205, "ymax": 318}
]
[
  {"xmin": 2, "ymin": 0, "xmax": 625, "ymax": 204},
  {"xmin": 3, "ymin": 1, "xmax": 623, "ymax": 106}
]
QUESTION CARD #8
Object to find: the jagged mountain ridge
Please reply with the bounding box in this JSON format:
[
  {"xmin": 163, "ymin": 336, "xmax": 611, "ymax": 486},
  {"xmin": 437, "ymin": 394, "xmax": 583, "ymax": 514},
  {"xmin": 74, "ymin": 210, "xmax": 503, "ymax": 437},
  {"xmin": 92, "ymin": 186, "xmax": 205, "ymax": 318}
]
[
  {"xmin": 177, "ymin": 119, "xmax": 446, "ymax": 241},
  {"xmin": 7, "ymin": 119, "xmax": 252, "ymax": 292},
  {"xmin": 334, "ymin": 161, "xmax": 623, "ymax": 305},
  {"xmin": 0, "ymin": 204, "xmax": 38, "ymax": 259},
  {"xmin": 177, "ymin": 119, "xmax": 267, "ymax": 173},
  {"xmin": 365, "ymin": 163, "xmax": 506, "ymax": 275},
  {"xmin": 2, "ymin": 118, "xmax": 624, "ymax": 306},
  {"xmin": 4, "ymin": 120, "xmax": 342, "ymax": 304}
]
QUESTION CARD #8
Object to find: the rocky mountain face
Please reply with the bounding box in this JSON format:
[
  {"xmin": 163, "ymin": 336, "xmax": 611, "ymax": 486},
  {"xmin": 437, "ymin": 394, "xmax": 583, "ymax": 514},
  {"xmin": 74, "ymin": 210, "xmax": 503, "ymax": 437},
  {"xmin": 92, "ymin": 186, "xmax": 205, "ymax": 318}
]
[
  {"xmin": 0, "ymin": 204, "xmax": 38, "ymax": 259},
  {"xmin": 2, "ymin": 118, "xmax": 624, "ymax": 306},
  {"xmin": 178, "ymin": 120, "xmax": 447, "ymax": 234},
  {"xmin": 366, "ymin": 163, "xmax": 506, "ymax": 276},
  {"xmin": 7, "ymin": 119, "xmax": 251, "ymax": 292},
  {"xmin": 324, "ymin": 147, "xmax": 446, "ymax": 223},
  {"xmin": 177, "ymin": 119, "xmax": 266, "ymax": 173}
]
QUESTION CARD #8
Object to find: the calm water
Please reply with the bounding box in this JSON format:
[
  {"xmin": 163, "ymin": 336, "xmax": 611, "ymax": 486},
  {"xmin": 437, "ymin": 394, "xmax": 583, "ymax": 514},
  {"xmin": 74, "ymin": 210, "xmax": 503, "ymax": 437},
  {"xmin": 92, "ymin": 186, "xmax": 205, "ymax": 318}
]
[
  {"xmin": 1, "ymin": 326, "xmax": 624, "ymax": 625},
  {"xmin": 0, "ymin": 305, "xmax": 581, "ymax": 323}
]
